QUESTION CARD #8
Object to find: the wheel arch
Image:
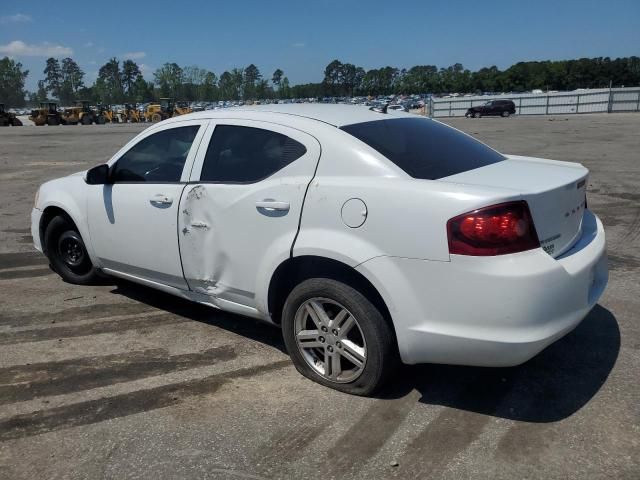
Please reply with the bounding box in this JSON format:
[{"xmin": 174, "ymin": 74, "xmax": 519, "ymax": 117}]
[
  {"xmin": 39, "ymin": 205, "xmax": 78, "ymax": 254},
  {"xmin": 267, "ymin": 255, "xmax": 396, "ymax": 338}
]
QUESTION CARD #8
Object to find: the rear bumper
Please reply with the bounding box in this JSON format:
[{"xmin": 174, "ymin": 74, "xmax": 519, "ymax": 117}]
[{"xmin": 356, "ymin": 210, "xmax": 608, "ymax": 366}]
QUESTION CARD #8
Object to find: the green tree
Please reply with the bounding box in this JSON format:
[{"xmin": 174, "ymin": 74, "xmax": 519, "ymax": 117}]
[
  {"xmin": 202, "ymin": 71, "xmax": 218, "ymax": 101},
  {"xmin": 0, "ymin": 57, "xmax": 28, "ymax": 106},
  {"xmin": 218, "ymin": 71, "xmax": 234, "ymax": 100},
  {"xmin": 272, "ymin": 68, "xmax": 283, "ymax": 95},
  {"xmin": 243, "ymin": 64, "xmax": 261, "ymax": 99},
  {"xmin": 153, "ymin": 62, "xmax": 183, "ymax": 98},
  {"xmin": 97, "ymin": 58, "xmax": 124, "ymax": 103},
  {"xmin": 280, "ymin": 77, "xmax": 290, "ymax": 99},
  {"xmin": 43, "ymin": 57, "xmax": 62, "ymax": 99},
  {"xmin": 59, "ymin": 57, "xmax": 84, "ymax": 104},
  {"xmin": 122, "ymin": 60, "xmax": 141, "ymax": 98},
  {"xmin": 132, "ymin": 74, "xmax": 154, "ymax": 103}
]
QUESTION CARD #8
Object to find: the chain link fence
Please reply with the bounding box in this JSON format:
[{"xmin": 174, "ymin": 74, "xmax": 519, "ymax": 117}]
[{"xmin": 429, "ymin": 87, "xmax": 640, "ymax": 118}]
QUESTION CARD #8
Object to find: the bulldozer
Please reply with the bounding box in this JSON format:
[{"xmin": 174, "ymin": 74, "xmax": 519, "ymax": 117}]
[
  {"xmin": 118, "ymin": 103, "xmax": 142, "ymax": 123},
  {"xmin": 29, "ymin": 102, "xmax": 63, "ymax": 126},
  {"xmin": 0, "ymin": 104, "xmax": 23, "ymax": 126},
  {"xmin": 143, "ymin": 98, "xmax": 192, "ymax": 123}
]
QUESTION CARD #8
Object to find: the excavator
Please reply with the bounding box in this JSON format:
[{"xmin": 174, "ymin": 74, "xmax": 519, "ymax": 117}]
[{"xmin": 0, "ymin": 104, "xmax": 23, "ymax": 126}]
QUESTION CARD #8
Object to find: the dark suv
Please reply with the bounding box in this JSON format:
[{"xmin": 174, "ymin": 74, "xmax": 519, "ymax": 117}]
[{"xmin": 466, "ymin": 99, "xmax": 516, "ymax": 118}]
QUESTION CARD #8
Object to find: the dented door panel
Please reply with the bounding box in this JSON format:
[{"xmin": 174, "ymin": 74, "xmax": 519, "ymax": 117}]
[{"xmin": 179, "ymin": 120, "xmax": 321, "ymax": 312}]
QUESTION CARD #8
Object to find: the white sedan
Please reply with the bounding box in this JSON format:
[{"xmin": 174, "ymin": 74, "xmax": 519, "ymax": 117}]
[{"xmin": 31, "ymin": 105, "xmax": 608, "ymax": 395}]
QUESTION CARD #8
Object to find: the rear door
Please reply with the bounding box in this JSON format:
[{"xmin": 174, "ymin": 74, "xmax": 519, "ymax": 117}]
[{"xmin": 179, "ymin": 120, "xmax": 321, "ymax": 308}]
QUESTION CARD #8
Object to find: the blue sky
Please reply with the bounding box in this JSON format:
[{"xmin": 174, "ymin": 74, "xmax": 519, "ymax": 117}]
[{"xmin": 2, "ymin": 0, "xmax": 639, "ymax": 91}]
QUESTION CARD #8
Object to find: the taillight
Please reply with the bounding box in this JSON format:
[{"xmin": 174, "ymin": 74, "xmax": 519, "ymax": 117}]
[{"xmin": 447, "ymin": 201, "xmax": 540, "ymax": 256}]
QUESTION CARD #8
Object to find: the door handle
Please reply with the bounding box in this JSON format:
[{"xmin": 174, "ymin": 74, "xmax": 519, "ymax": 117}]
[
  {"xmin": 255, "ymin": 200, "xmax": 290, "ymax": 211},
  {"xmin": 150, "ymin": 194, "xmax": 173, "ymax": 207}
]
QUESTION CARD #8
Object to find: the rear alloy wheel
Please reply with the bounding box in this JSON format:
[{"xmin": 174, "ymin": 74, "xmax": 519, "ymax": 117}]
[
  {"xmin": 502, "ymin": 111, "xmax": 511, "ymax": 117},
  {"xmin": 151, "ymin": 113, "xmax": 162, "ymax": 123},
  {"xmin": 282, "ymin": 278, "xmax": 397, "ymax": 395},
  {"xmin": 81, "ymin": 115, "xmax": 92, "ymax": 125},
  {"xmin": 45, "ymin": 216, "xmax": 99, "ymax": 285},
  {"xmin": 474, "ymin": 112, "xmax": 482, "ymax": 118}
]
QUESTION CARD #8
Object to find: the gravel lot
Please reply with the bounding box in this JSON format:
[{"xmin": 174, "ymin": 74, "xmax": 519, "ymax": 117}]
[{"xmin": 0, "ymin": 114, "xmax": 638, "ymax": 479}]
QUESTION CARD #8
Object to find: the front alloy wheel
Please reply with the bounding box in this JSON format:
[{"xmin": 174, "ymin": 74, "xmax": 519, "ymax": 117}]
[{"xmin": 294, "ymin": 298, "xmax": 367, "ymax": 383}]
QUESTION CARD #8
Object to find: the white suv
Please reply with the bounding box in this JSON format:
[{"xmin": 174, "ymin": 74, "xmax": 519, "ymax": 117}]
[{"xmin": 32, "ymin": 105, "xmax": 607, "ymax": 395}]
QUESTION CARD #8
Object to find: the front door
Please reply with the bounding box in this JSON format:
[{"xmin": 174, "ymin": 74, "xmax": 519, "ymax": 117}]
[
  {"xmin": 179, "ymin": 120, "xmax": 320, "ymax": 308},
  {"xmin": 87, "ymin": 120, "xmax": 207, "ymax": 288}
]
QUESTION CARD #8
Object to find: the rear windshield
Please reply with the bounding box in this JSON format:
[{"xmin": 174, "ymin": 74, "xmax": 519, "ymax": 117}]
[{"xmin": 340, "ymin": 117, "xmax": 505, "ymax": 180}]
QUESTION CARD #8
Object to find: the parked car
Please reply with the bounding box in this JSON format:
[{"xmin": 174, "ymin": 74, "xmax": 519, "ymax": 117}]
[
  {"xmin": 31, "ymin": 105, "xmax": 607, "ymax": 395},
  {"xmin": 466, "ymin": 99, "xmax": 516, "ymax": 118},
  {"xmin": 388, "ymin": 104, "xmax": 408, "ymax": 112}
]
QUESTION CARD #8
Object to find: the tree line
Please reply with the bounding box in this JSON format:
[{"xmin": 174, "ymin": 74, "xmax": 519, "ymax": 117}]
[{"xmin": 1, "ymin": 55, "xmax": 639, "ymax": 107}]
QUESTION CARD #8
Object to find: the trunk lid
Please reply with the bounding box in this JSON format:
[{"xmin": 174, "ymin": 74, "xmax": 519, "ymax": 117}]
[{"xmin": 442, "ymin": 155, "xmax": 588, "ymax": 257}]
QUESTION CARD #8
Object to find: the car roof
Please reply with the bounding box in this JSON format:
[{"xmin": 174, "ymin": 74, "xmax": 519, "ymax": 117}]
[{"xmin": 162, "ymin": 104, "xmax": 414, "ymax": 128}]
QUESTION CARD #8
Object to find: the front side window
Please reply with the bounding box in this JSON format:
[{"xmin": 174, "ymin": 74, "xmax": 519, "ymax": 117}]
[
  {"xmin": 200, "ymin": 125, "xmax": 307, "ymax": 183},
  {"xmin": 341, "ymin": 118, "xmax": 505, "ymax": 180},
  {"xmin": 111, "ymin": 125, "xmax": 200, "ymax": 183}
]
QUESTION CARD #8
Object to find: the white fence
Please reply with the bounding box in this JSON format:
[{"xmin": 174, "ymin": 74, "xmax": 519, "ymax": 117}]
[{"xmin": 430, "ymin": 87, "xmax": 640, "ymax": 118}]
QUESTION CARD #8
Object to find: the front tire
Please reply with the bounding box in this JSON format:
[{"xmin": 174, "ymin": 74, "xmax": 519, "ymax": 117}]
[
  {"xmin": 474, "ymin": 112, "xmax": 482, "ymax": 118},
  {"xmin": 282, "ymin": 278, "xmax": 397, "ymax": 396},
  {"xmin": 502, "ymin": 111, "xmax": 511, "ymax": 117},
  {"xmin": 44, "ymin": 216, "xmax": 99, "ymax": 285}
]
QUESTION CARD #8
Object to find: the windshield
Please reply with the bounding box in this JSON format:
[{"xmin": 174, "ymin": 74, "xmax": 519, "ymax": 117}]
[{"xmin": 340, "ymin": 117, "xmax": 505, "ymax": 180}]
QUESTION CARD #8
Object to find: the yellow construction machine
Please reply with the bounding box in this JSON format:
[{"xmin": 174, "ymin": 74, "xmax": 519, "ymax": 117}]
[
  {"xmin": 143, "ymin": 98, "xmax": 192, "ymax": 123},
  {"xmin": 120, "ymin": 103, "xmax": 142, "ymax": 123},
  {"xmin": 29, "ymin": 102, "xmax": 63, "ymax": 126}
]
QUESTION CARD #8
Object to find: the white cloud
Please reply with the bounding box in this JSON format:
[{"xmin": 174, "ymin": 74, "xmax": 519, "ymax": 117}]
[
  {"xmin": 0, "ymin": 40, "xmax": 73, "ymax": 57},
  {"xmin": 84, "ymin": 42, "xmax": 95, "ymax": 48},
  {"xmin": 122, "ymin": 51, "xmax": 146, "ymax": 60},
  {"xmin": 291, "ymin": 42, "xmax": 306, "ymax": 48},
  {"xmin": 0, "ymin": 13, "xmax": 32, "ymax": 24}
]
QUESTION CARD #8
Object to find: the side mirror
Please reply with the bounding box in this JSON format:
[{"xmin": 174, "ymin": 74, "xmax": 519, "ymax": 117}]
[{"xmin": 85, "ymin": 164, "xmax": 110, "ymax": 185}]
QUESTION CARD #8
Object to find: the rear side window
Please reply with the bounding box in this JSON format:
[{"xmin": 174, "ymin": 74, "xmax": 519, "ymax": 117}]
[
  {"xmin": 341, "ymin": 118, "xmax": 505, "ymax": 180},
  {"xmin": 200, "ymin": 125, "xmax": 307, "ymax": 183}
]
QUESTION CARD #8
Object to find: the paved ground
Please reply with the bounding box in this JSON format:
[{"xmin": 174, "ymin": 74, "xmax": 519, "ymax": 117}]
[{"xmin": 0, "ymin": 114, "xmax": 638, "ymax": 479}]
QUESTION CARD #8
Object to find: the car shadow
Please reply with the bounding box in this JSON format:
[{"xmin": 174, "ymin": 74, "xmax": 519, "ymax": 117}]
[
  {"xmin": 109, "ymin": 280, "xmax": 287, "ymax": 354},
  {"xmin": 109, "ymin": 280, "xmax": 619, "ymax": 422},
  {"xmin": 379, "ymin": 304, "xmax": 620, "ymax": 423}
]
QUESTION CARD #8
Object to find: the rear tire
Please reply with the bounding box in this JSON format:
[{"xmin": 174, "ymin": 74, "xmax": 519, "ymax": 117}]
[
  {"xmin": 502, "ymin": 111, "xmax": 511, "ymax": 117},
  {"xmin": 44, "ymin": 216, "xmax": 100, "ymax": 285},
  {"xmin": 47, "ymin": 116, "xmax": 60, "ymax": 126},
  {"xmin": 474, "ymin": 112, "xmax": 482, "ymax": 118},
  {"xmin": 11, "ymin": 118, "xmax": 22, "ymax": 126},
  {"xmin": 282, "ymin": 278, "xmax": 397, "ymax": 396}
]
